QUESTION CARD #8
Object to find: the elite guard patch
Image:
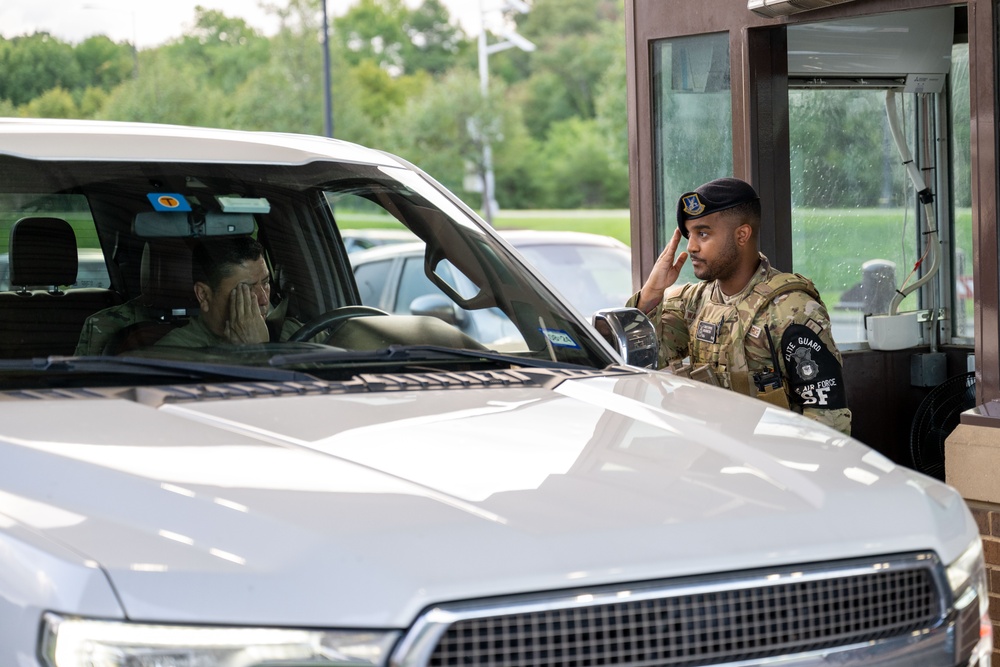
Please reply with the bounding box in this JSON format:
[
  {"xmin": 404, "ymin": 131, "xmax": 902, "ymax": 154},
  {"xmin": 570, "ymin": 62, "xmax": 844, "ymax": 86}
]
[
  {"xmin": 780, "ymin": 324, "xmax": 847, "ymax": 409},
  {"xmin": 682, "ymin": 193, "xmax": 705, "ymax": 217}
]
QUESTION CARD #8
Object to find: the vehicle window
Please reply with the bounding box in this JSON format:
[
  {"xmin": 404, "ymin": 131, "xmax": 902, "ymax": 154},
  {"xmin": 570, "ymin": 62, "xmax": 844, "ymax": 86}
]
[
  {"xmin": 789, "ymin": 88, "xmax": 921, "ymax": 345},
  {"xmin": 516, "ymin": 243, "xmax": 632, "ymax": 316},
  {"xmin": 789, "ymin": 89, "xmax": 969, "ymax": 344},
  {"xmin": 0, "ymin": 151, "xmax": 614, "ymax": 374},
  {"xmin": 398, "ymin": 256, "xmax": 441, "ymax": 312},
  {"xmin": 354, "ymin": 259, "xmax": 392, "ymax": 306},
  {"xmin": 0, "ymin": 193, "xmax": 109, "ymax": 291},
  {"xmin": 950, "ymin": 42, "xmax": 972, "ymax": 341},
  {"xmin": 786, "ymin": 14, "xmax": 970, "ymax": 348},
  {"xmin": 651, "ymin": 32, "xmax": 733, "ymax": 263}
]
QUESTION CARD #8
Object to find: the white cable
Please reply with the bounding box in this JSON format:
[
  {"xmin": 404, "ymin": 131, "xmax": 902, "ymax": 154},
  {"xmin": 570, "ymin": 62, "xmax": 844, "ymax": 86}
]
[{"xmin": 885, "ymin": 90, "xmax": 940, "ymax": 315}]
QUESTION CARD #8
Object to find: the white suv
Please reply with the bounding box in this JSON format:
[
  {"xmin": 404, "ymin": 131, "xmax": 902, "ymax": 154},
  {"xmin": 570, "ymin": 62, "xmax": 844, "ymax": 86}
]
[{"xmin": 0, "ymin": 118, "xmax": 989, "ymax": 667}]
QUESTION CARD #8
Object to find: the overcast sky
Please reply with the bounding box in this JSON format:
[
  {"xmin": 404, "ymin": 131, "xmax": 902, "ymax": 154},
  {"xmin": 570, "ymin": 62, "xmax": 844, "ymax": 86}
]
[{"xmin": 0, "ymin": 0, "xmax": 483, "ymax": 47}]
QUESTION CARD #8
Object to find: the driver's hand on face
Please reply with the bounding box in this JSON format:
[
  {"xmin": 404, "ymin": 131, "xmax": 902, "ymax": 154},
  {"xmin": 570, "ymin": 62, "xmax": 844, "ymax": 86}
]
[{"xmin": 224, "ymin": 283, "xmax": 269, "ymax": 344}]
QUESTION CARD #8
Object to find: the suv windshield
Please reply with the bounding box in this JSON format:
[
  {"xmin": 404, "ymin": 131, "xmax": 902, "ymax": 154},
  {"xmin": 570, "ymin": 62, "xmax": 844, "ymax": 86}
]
[{"xmin": 0, "ymin": 150, "xmax": 616, "ymax": 387}]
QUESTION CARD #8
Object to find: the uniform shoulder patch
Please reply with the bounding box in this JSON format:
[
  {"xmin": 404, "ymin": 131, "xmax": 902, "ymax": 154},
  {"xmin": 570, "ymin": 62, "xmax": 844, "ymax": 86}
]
[{"xmin": 780, "ymin": 324, "xmax": 848, "ymax": 410}]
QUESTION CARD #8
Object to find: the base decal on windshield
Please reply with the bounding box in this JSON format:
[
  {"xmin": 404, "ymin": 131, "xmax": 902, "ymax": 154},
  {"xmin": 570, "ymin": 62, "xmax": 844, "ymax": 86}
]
[
  {"xmin": 540, "ymin": 328, "xmax": 580, "ymax": 348},
  {"xmin": 147, "ymin": 193, "xmax": 192, "ymax": 211}
]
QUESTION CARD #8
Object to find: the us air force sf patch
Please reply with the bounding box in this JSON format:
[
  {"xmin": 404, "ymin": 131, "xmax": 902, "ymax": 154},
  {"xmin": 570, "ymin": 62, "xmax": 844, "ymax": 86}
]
[{"xmin": 780, "ymin": 324, "xmax": 847, "ymax": 409}]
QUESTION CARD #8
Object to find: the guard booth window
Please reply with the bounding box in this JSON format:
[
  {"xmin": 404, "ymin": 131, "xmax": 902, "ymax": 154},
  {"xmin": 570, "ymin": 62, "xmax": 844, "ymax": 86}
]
[
  {"xmin": 652, "ymin": 32, "xmax": 732, "ymax": 278},
  {"xmin": 785, "ymin": 9, "xmax": 970, "ymax": 348},
  {"xmin": 788, "ymin": 89, "xmax": 921, "ymax": 345}
]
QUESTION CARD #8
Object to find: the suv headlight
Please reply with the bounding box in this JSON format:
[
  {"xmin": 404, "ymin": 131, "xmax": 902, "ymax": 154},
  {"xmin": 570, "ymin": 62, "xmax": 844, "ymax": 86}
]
[
  {"xmin": 40, "ymin": 613, "xmax": 400, "ymax": 667},
  {"xmin": 945, "ymin": 539, "xmax": 992, "ymax": 666}
]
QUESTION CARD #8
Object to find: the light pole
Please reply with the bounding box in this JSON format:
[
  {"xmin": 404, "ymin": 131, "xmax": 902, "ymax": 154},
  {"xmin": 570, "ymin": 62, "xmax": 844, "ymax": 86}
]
[
  {"xmin": 321, "ymin": 0, "xmax": 333, "ymax": 138},
  {"xmin": 477, "ymin": 0, "xmax": 534, "ymax": 225}
]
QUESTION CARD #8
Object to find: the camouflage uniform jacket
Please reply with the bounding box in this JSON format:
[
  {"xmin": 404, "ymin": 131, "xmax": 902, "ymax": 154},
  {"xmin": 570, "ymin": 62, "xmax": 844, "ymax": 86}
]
[
  {"xmin": 75, "ymin": 299, "xmax": 156, "ymax": 356},
  {"xmin": 155, "ymin": 314, "xmax": 300, "ymax": 348},
  {"xmin": 628, "ymin": 254, "xmax": 852, "ymax": 435}
]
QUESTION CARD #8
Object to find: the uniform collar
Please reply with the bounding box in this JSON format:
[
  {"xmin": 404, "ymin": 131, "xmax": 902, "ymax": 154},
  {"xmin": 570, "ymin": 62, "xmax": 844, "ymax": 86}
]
[{"xmin": 713, "ymin": 253, "xmax": 770, "ymax": 304}]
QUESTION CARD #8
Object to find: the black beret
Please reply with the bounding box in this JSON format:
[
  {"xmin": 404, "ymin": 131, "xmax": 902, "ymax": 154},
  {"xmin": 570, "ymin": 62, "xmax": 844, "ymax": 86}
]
[{"xmin": 676, "ymin": 177, "xmax": 759, "ymax": 238}]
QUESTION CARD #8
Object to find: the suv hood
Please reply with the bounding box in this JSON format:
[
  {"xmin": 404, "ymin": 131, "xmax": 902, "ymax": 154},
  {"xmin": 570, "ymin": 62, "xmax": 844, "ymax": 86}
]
[{"xmin": 0, "ymin": 369, "xmax": 973, "ymax": 628}]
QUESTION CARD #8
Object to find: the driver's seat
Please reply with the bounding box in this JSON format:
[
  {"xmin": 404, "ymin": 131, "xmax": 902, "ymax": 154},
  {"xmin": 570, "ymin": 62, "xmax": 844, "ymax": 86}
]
[{"xmin": 100, "ymin": 240, "xmax": 198, "ymax": 355}]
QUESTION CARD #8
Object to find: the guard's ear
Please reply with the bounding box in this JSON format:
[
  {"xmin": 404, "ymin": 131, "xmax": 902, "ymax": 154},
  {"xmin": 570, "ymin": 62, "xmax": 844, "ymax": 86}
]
[{"xmin": 735, "ymin": 222, "xmax": 752, "ymax": 247}]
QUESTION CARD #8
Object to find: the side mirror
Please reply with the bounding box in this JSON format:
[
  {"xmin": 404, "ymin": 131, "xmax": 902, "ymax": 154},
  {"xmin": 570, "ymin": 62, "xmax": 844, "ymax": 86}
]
[
  {"xmin": 410, "ymin": 293, "xmax": 468, "ymax": 327},
  {"xmin": 592, "ymin": 307, "xmax": 658, "ymax": 369}
]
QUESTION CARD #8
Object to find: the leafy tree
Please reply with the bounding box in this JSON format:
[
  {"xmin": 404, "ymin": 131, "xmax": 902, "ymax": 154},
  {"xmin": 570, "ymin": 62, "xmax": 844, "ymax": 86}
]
[
  {"xmin": 228, "ymin": 30, "xmax": 326, "ymax": 135},
  {"xmin": 789, "ymin": 90, "xmax": 900, "ymax": 208},
  {"xmin": 594, "ymin": 22, "xmax": 628, "ymax": 169},
  {"xmin": 228, "ymin": 3, "xmax": 373, "ymax": 146},
  {"xmin": 161, "ymin": 8, "xmax": 270, "ymax": 93},
  {"xmin": 513, "ymin": 0, "xmax": 626, "ymax": 139},
  {"xmin": 381, "ymin": 68, "xmax": 508, "ymax": 202},
  {"xmin": 21, "ymin": 87, "xmax": 78, "ymax": 119},
  {"xmin": 335, "ymin": 0, "xmax": 409, "ymax": 72},
  {"xmin": 400, "ymin": 0, "xmax": 470, "ymax": 75},
  {"xmin": 75, "ymin": 36, "xmax": 134, "ymax": 90},
  {"xmin": 491, "ymin": 108, "xmax": 546, "ymax": 209},
  {"xmin": 334, "ymin": 0, "xmax": 468, "ymax": 75},
  {"xmin": 97, "ymin": 54, "xmax": 228, "ymax": 127},
  {"xmin": 0, "ymin": 0, "xmax": 634, "ymax": 211},
  {"xmin": 351, "ymin": 60, "xmax": 430, "ymax": 125},
  {"xmin": 77, "ymin": 87, "xmax": 110, "ymax": 119},
  {"xmin": 0, "ymin": 33, "xmax": 81, "ymax": 106},
  {"xmin": 518, "ymin": 0, "xmax": 623, "ymax": 36},
  {"xmin": 539, "ymin": 117, "xmax": 628, "ymax": 208}
]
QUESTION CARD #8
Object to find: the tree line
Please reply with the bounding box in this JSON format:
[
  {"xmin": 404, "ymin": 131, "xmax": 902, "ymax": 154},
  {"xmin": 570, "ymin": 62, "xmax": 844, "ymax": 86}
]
[
  {"xmin": 3, "ymin": 0, "xmax": 962, "ymax": 212},
  {"xmin": 0, "ymin": 0, "xmax": 630, "ymax": 212}
]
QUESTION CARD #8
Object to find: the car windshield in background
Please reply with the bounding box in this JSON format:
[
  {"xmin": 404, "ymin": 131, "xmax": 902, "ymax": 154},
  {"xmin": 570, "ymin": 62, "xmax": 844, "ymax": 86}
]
[
  {"xmin": 350, "ymin": 230, "xmax": 633, "ymax": 329},
  {"xmin": 0, "ymin": 131, "xmax": 618, "ymax": 386},
  {"xmin": 501, "ymin": 231, "xmax": 633, "ymax": 316}
]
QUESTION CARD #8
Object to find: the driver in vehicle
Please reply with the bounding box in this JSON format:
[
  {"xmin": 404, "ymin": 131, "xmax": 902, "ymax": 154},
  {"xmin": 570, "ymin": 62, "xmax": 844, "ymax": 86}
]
[{"xmin": 156, "ymin": 235, "xmax": 298, "ymax": 347}]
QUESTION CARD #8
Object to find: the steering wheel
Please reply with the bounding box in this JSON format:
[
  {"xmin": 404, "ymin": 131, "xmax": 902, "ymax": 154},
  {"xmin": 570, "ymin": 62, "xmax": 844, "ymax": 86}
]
[{"xmin": 288, "ymin": 305, "xmax": 389, "ymax": 342}]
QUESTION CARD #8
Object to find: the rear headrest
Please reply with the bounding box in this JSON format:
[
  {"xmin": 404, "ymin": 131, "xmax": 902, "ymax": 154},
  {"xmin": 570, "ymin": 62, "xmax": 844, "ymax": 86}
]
[
  {"xmin": 139, "ymin": 239, "xmax": 199, "ymax": 311},
  {"xmin": 9, "ymin": 217, "xmax": 78, "ymax": 289}
]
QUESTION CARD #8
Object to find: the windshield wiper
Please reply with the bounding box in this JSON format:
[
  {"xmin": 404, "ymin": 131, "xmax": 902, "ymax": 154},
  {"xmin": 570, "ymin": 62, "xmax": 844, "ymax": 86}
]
[
  {"xmin": 267, "ymin": 344, "xmax": 588, "ymax": 370},
  {"xmin": 0, "ymin": 356, "xmax": 321, "ymax": 383}
]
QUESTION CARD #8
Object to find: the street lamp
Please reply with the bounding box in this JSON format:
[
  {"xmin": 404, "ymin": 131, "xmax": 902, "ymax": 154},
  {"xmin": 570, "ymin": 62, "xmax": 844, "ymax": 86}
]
[
  {"xmin": 321, "ymin": 0, "xmax": 333, "ymax": 138},
  {"xmin": 477, "ymin": 0, "xmax": 534, "ymax": 225}
]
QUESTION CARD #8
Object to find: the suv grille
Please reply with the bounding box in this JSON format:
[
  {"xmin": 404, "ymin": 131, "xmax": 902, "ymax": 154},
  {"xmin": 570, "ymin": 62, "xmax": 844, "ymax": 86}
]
[{"xmin": 417, "ymin": 555, "xmax": 942, "ymax": 667}]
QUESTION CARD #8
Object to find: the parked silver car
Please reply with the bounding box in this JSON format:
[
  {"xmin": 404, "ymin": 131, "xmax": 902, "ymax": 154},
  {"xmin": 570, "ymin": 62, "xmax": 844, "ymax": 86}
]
[{"xmin": 350, "ymin": 229, "xmax": 632, "ymax": 347}]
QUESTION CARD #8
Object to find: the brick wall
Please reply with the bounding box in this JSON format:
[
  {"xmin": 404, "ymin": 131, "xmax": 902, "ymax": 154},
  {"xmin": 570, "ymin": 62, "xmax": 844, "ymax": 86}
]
[{"xmin": 966, "ymin": 500, "xmax": 1000, "ymax": 662}]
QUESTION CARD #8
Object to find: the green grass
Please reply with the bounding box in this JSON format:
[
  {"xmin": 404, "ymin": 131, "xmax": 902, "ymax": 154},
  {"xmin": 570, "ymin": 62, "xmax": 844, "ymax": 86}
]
[
  {"xmin": 337, "ymin": 209, "xmax": 633, "ymax": 246},
  {"xmin": 490, "ymin": 210, "xmax": 631, "ymax": 246},
  {"xmin": 789, "ymin": 207, "xmax": 965, "ymax": 308}
]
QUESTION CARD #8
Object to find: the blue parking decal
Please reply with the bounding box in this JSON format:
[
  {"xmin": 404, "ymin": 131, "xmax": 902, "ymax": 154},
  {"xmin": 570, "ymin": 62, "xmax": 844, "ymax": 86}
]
[{"xmin": 539, "ymin": 328, "xmax": 580, "ymax": 348}]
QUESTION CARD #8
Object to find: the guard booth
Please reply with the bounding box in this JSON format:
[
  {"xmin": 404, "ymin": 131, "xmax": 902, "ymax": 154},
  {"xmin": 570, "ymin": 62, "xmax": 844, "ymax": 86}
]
[{"xmin": 623, "ymin": 0, "xmax": 1000, "ymax": 641}]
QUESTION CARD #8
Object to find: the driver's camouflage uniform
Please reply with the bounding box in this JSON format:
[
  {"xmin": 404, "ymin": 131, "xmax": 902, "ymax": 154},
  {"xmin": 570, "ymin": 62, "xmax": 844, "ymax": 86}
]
[
  {"xmin": 155, "ymin": 314, "xmax": 300, "ymax": 347},
  {"xmin": 75, "ymin": 299, "xmax": 154, "ymax": 356},
  {"xmin": 628, "ymin": 254, "xmax": 852, "ymax": 436}
]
